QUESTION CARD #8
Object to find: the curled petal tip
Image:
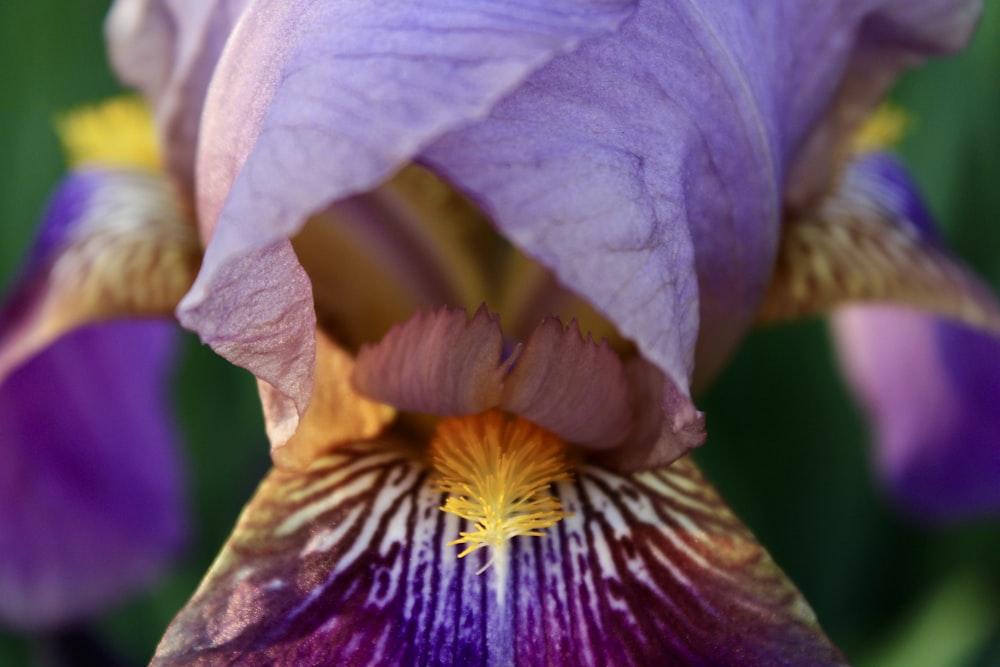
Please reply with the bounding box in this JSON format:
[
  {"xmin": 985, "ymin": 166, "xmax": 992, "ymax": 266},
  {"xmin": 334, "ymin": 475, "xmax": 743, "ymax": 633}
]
[{"xmin": 265, "ymin": 331, "xmax": 395, "ymax": 471}]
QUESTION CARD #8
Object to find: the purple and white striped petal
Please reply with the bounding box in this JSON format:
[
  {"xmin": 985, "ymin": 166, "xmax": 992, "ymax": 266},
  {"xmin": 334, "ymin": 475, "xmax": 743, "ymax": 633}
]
[
  {"xmin": 834, "ymin": 306, "xmax": 1000, "ymax": 521},
  {"xmin": 0, "ymin": 167, "xmax": 199, "ymax": 382},
  {"xmin": 0, "ymin": 320, "xmax": 185, "ymax": 629},
  {"xmin": 353, "ymin": 306, "xmax": 508, "ymax": 417},
  {"xmin": 153, "ymin": 440, "xmax": 844, "ymax": 666},
  {"xmin": 500, "ymin": 318, "xmax": 632, "ymax": 450}
]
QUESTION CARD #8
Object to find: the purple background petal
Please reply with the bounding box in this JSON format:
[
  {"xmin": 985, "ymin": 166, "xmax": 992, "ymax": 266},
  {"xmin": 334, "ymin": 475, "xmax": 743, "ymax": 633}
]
[
  {"xmin": 0, "ymin": 167, "xmax": 199, "ymax": 384},
  {"xmin": 0, "ymin": 319, "xmax": 186, "ymax": 628},
  {"xmin": 834, "ymin": 306, "xmax": 1000, "ymax": 521}
]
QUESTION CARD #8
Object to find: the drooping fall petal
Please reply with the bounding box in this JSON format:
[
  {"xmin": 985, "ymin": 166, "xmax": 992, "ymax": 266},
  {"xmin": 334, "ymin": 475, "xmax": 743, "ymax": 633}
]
[
  {"xmin": 0, "ymin": 320, "xmax": 185, "ymax": 629},
  {"xmin": 833, "ymin": 306, "xmax": 1000, "ymax": 521},
  {"xmin": 152, "ymin": 440, "xmax": 845, "ymax": 666},
  {"xmin": 767, "ymin": 150, "xmax": 1000, "ymax": 520},
  {"xmin": 0, "ymin": 167, "xmax": 200, "ymax": 382},
  {"xmin": 759, "ymin": 152, "xmax": 1000, "ymax": 333}
]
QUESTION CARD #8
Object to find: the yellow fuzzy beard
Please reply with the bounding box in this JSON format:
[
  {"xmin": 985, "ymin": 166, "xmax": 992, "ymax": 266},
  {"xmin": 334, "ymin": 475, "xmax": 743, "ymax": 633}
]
[{"xmin": 430, "ymin": 410, "xmax": 572, "ymax": 573}]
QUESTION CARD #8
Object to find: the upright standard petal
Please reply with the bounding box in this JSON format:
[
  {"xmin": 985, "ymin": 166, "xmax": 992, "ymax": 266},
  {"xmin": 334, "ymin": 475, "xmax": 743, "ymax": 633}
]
[
  {"xmin": 153, "ymin": 440, "xmax": 845, "ymax": 666},
  {"xmin": 105, "ymin": 0, "xmax": 251, "ymax": 199},
  {"xmin": 177, "ymin": 0, "xmax": 636, "ymax": 425},
  {"xmin": 834, "ymin": 307, "xmax": 1000, "ymax": 521},
  {"xmin": 178, "ymin": 0, "xmax": 979, "ymax": 461},
  {"xmin": 0, "ymin": 320, "xmax": 185, "ymax": 628}
]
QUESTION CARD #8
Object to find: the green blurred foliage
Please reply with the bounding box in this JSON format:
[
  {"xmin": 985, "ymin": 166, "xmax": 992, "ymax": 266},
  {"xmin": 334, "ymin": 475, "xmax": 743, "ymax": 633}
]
[{"xmin": 0, "ymin": 2, "xmax": 998, "ymax": 665}]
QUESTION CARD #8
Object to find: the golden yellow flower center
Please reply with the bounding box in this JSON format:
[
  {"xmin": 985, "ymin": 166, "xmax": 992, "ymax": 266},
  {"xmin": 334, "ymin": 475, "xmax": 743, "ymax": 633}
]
[
  {"xmin": 430, "ymin": 410, "xmax": 573, "ymax": 574},
  {"xmin": 56, "ymin": 96, "xmax": 160, "ymax": 171}
]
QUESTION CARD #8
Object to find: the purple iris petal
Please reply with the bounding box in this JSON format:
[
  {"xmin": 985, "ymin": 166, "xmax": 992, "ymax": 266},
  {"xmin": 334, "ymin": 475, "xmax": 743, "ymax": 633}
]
[
  {"xmin": 172, "ymin": 0, "xmax": 637, "ymax": 419},
  {"xmin": 153, "ymin": 442, "xmax": 844, "ymax": 665},
  {"xmin": 0, "ymin": 319, "xmax": 185, "ymax": 628},
  {"xmin": 839, "ymin": 151, "xmax": 942, "ymax": 240},
  {"xmin": 151, "ymin": 0, "xmax": 980, "ymax": 455},
  {"xmin": 835, "ymin": 306, "xmax": 1000, "ymax": 522},
  {"xmin": 106, "ymin": 0, "xmax": 251, "ymax": 200},
  {"xmin": 0, "ymin": 166, "xmax": 199, "ymax": 385},
  {"xmin": 28, "ymin": 170, "xmax": 102, "ymax": 269},
  {"xmin": 830, "ymin": 152, "xmax": 1000, "ymax": 520}
]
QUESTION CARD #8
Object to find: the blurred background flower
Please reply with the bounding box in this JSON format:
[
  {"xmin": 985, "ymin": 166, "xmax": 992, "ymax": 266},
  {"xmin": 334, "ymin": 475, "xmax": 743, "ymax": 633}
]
[{"xmin": 1, "ymin": 2, "xmax": 998, "ymax": 666}]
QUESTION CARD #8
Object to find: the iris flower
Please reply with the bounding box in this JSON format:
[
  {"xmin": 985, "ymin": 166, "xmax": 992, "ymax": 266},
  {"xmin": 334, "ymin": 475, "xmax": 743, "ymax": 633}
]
[
  {"xmin": 0, "ymin": 98, "xmax": 198, "ymax": 629},
  {"xmin": 5, "ymin": 0, "xmax": 999, "ymax": 663}
]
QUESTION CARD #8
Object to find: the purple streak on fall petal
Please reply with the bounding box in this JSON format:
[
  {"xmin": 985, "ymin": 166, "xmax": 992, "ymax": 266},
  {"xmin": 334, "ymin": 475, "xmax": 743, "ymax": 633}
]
[
  {"xmin": 105, "ymin": 0, "xmax": 250, "ymax": 200},
  {"xmin": 152, "ymin": 441, "xmax": 845, "ymax": 666},
  {"xmin": 0, "ymin": 320, "xmax": 185, "ymax": 628},
  {"xmin": 176, "ymin": 0, "xmax": 635, "ymax": 424},
  {"xmin": 834, "ymin": 307, "xmax": 1000, "ymax": 521}
]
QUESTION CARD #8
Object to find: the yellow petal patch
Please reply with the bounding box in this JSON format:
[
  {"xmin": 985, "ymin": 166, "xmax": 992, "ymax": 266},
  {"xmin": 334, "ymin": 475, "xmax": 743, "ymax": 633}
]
[
  {"xmin": 57, "ymin": 96, "xmax": 160, "ymax": 171},
  {"xmin": 851, "ymin": 103, "xmax": 909, "ymax": 154}
]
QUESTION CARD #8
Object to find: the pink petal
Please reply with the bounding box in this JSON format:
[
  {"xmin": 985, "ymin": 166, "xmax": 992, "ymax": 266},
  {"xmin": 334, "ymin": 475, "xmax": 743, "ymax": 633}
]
[
  {"xmin": 105, "ymin": 0, "xmax": 250, "ymax": 201},
  {"xmin": 352, "ymin": 306, "xmax": 508, "ymax": 416},
  {"xmin": 500, "ymin": 318, "xmax": 631, "ymax": 449},
  {"xmin": 600, "ymin": 359, "xmax": 706, "ymax": 473}
]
